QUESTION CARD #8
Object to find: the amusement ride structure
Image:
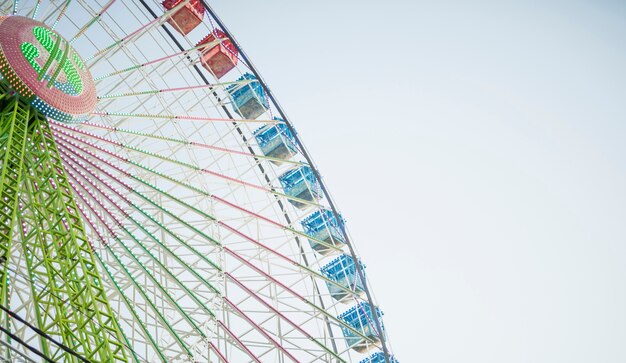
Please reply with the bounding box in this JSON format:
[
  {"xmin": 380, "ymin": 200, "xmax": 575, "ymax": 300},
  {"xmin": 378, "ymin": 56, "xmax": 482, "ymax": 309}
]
[{"xmin": 0, "ymin": 1, "xmax": 398, "ymax": 362}]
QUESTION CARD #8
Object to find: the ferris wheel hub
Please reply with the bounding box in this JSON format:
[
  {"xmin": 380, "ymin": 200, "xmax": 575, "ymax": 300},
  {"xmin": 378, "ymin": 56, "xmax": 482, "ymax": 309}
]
[{"xmin": 0, "ymin": 15, "xmax": 96, "ymax": 123}]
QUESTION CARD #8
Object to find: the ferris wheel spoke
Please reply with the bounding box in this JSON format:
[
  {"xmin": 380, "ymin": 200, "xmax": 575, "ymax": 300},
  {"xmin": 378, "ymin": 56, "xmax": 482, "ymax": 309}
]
[
  {"xmin": 10, "ymin": 0, "xmax": 18, "ymax": 15},
  {"xmin": 69, "ymin": 178, "xmax": 233, "ymax": 360},
  {"xmin": 60, "ymin": 149, "xmax": 222, "ymax": 272},
  {"xmin": 56, "ymin": 131, "xmax": 259, "ymax": 229},
  {"xmin": 69, "ymin": 0, "xmax": 114, "ymax": 43},
  {"xmin": 76, "ymin": 202, "xmax": 194, "ymax": 361},
  {"xmin": 63, "ymin": 155, "xmax": 223, "ymax": 297},
  {"xmin": 95, "ymin": 58, "xmax": 223, "ymax": 108},
  {"xmin": 93, "ymin": 57, "xmax": 220, "ymax": 113},
  {"xmin": 34, "ymin": 0, "xmax": 62, "ymax": 23},
  {"xmin": 46, "ymin": 0, "xmax": 71, "ymax": 30},
  {"xmin": 71, "ymin": 183, "xmax": 206, "ymax": 354},
  {"xmin": 28, "ymin": 0, "xmax": 41, "ymax": 19},
  {"xmin": 91, "ymin": 250, "xmax": 166, "ymax": 363},
  {"xmin": 214, "ymin": 197, "xmax": 339, "ymax": 254},
  {"xmin": 68, "ymin": 170, "xmax": 219, "ymax": 320},
  {"xmin": 79, "ymin": 120, "xmax": 305, "ymax": 166},
  {"xmin": 57, "ymin": 136, "xmax": 223, "ymax": 229},
  {"xmin": 93, "ymin": 38, "xmax": 226, "ymax": 81},
  {"xmin": 58, "ymin": 143, "xmax": 223, "ymax": 249},
  {"xmin": 90, "ymin": 111, "xmax": 278, "ymax": 124},
  {"xmin": 97, "ymin": 81, "xmax": 249, "ymax": 100},
  {"xmin": 86, "ymin": 0, "xmax": 189, "ymax": 64},
  {"xmin": 206, "ymin": 342, "xmax": 229, "ymax": 363}
]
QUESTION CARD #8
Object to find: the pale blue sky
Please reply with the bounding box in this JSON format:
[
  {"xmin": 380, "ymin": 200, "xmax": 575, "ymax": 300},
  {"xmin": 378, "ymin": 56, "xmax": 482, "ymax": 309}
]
[{"xmin": 212, "ymin": 1, "xmax": 626, "ymax": 362}]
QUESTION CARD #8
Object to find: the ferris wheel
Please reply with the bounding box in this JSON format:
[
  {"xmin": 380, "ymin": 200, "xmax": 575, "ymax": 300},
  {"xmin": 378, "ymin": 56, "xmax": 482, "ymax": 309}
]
[{"xmin": 0, "ymin": 1, "xmax": 398, "ymax": 362}]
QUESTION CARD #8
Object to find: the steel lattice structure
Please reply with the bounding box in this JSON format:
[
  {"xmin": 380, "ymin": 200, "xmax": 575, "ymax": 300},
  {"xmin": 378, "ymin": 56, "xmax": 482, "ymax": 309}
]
[{"xmin": 0, "ymin": 1, "xmax": 398, "ymax": 362}]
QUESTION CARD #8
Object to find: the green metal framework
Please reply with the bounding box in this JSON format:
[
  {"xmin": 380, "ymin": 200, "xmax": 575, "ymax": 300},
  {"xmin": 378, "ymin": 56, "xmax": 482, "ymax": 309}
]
[{"xmin": 0, "ymin": 86, "xmax": 128, "ymax": 362}]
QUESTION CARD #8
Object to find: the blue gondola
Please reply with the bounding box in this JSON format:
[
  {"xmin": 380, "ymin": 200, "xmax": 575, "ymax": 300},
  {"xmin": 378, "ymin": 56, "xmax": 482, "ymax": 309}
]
[
  {"xmin": 359, "ymin": 352, "xmax": 399, "ymax": 363},
  {"xmin": 278, "ymin": 166, "xmax": 321, "ymax": 209},
  {"xmin": 338, "ymin": 302, "xmax": 385, "ymax": 353},
  {"xmin": 320, "ymin": 254, "xmax": 365, "ymax": 302},
  {"xmin": 253, "ymin": 119, "xmax": 298, "ymax": 163},
  {"xmin": 227, "ymin": 73, "xmax": 269, "ymax": 119},
  {"xmin": 301, "ymin": 209, "xmax": 345, "ymax": 254}
]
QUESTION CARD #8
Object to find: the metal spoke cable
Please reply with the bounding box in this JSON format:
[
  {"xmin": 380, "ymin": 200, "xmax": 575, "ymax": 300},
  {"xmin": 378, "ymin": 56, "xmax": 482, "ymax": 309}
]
[
  {"xmin": 93, "ymin": 39, "xmax": 226, "ymax": 80},
  {"xmin": 69, "ymin": 0, "xmax": 115, "ymax": 43},
  {"xmin": 78, "ymin": 120, "xmax": 305, "ymax": 165},
  {"xmin": 49, "ymin": 0, "xmax": 72, "ymax": 30},
  {"xmin": 86, "ymin": 0, "xmax": 189, "ymax": 63}
]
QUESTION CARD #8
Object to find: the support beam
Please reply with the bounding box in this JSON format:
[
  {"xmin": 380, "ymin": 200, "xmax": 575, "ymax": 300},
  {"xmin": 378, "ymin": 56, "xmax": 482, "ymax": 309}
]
[{"xmin": 0, "ymin": 90, "xmax": 129, "ymax": 362}]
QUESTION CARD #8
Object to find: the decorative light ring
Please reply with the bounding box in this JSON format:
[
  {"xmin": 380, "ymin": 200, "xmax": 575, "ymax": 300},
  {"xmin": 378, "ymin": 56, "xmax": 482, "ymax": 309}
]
[{"xmin": 0, "ymin": 16, "xmax": 96, "ymax": 122}]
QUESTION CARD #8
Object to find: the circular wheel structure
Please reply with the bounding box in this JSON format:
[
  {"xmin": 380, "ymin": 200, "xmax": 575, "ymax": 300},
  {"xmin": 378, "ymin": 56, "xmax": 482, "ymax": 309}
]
[{"xmin": 0, "ymin": 1, "xmax": 396, "ymax": 362}]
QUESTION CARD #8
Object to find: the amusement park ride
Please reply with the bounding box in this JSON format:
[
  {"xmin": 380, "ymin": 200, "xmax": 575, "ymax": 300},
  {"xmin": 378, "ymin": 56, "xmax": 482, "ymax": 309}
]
[{"xmin": 0, "ymin": 1, "xmax": 398, "ymax": 362}]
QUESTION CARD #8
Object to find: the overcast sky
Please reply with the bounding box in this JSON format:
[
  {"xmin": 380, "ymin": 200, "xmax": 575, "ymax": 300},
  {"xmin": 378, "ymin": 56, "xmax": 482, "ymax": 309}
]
[{"xmin": 211, "ymin": 1, "xmax": 626, "ymax": 362}]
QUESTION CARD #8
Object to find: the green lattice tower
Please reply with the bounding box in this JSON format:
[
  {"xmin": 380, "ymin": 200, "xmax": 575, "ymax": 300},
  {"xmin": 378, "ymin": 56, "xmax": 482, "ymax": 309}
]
[
  {"xmin": 0, "ymin": 85, "xmax": 129, "ymax": 363},
  {"xmin": 0, "ymin": 15, "xmax": 129, "ymax": 362}
]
